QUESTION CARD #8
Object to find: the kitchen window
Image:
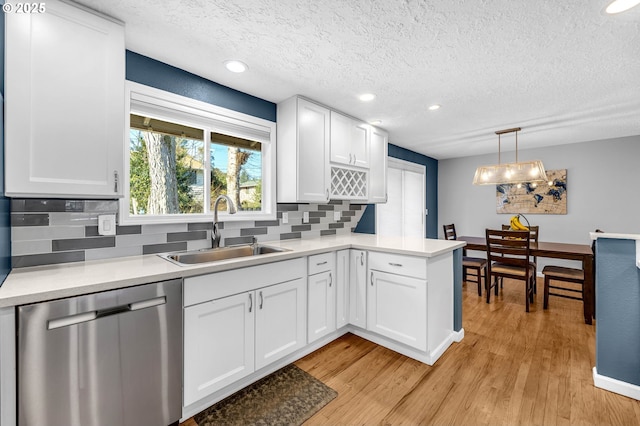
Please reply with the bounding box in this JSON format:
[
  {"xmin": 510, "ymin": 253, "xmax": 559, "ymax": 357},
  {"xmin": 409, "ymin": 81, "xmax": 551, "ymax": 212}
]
[{"xmin": 121, "ymin": 82, "xmax": 276, "ymax": 224}]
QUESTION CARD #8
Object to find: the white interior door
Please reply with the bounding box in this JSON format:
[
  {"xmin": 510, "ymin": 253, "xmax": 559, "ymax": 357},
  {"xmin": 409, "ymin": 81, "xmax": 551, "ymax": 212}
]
[
  {"xmin": 377, "ymin": 167, "xmax": 403, "ymax": 237},
  {"xmin": 376, "ymin": 158, "xmax": 425, "ymax": 238},
  {"xmin": 403, "ymin": 170, "xmax": 425, "ymax": 238}
]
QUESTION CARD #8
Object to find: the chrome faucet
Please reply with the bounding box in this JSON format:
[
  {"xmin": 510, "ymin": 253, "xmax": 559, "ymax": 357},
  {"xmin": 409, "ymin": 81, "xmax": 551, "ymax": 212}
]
[{"xmin": 212, "ymin": 195, "xmax": 237, "ymax": 248}]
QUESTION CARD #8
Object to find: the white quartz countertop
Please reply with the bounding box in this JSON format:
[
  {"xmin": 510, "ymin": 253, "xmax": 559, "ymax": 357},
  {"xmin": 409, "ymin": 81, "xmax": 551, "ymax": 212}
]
[{"xmin": 0, "ymin": 234, "xmax": 465, "ymax": 308}]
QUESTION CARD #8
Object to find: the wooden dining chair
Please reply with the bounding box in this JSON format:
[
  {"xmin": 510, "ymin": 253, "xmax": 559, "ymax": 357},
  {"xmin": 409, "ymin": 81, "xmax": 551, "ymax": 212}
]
[
  {"xmin": 486, "ymin": 229, "xmax": 536, "ymax": 312},
  {"xmin": 541, "ymin": 229, "xmax": 602, "ymax": 310},
  {"xmin": 502, "ymin": 224, "xmax": 539, "ymax": 270},
  {"xmin": 444, "ymin": 224, "xmax": 487, "ymax": 296}
]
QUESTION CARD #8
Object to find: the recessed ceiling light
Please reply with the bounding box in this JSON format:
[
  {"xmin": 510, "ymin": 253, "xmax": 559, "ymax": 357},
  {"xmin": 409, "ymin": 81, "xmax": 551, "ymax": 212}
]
[
  {"xmin": 606, "ymin": 0, "xmax": 640, "ymax": 14},
  {"xmin": 224, "ymin": 60, "xmax": 248, "ymax": 73},
  {"xmin": 358, "ymin": 93, "xmax": 376, "ymax": 102},
  {"xmin": 428, "ymin": 104, "xmax": 441, "ymax": 111}
]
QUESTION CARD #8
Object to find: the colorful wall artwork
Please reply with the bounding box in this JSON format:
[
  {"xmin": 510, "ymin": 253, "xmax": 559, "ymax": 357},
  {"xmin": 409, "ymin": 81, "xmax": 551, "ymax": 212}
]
[{"xmin": 496, "ymin": 169, "xmax": 567, "ymax": 214}]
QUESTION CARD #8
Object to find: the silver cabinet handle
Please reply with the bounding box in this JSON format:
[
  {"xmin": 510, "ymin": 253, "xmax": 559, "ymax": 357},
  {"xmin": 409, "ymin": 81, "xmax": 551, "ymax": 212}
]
[
  {"xmin": 259, "ymin": 291, "xmax": 263, "ymax": 310},
  {"xmin": 389, "ymin": 262, "xmax": 403, "ymax": 267},
  {"xmin": 353, "ymin": 154, "xmax": 356, "ymax": 164},
  {"xmin": 114, "ymin": 170, "xmax": 119, "ymax": 193},
  {"xmin": 326, "ymin": 189, "xmax": 330, "ymax": 200},
  {"xmin": 360, "ymin": 252, "xmax": 364, "ymax": 266},
  {"xmin": 349, "ymin": 153, "xmax": 353, "ymax": 164},
  {"xmin": 317, "ymin": 261, "xmax": 328, "ymax": 266},
  {"xmin": 48, "ymin": 311, "xmax": 97, "ymax": 330},
  {"xmin": 370, "ymin": 271, "xmax": 374, "ymax": 286},
  {"xmin": 329, "ymin": 272, "xmax": 332, "ymax": 287},
  {"xmin": 249, "ymin": 293, "xmax": 253, "ymax": 313}
]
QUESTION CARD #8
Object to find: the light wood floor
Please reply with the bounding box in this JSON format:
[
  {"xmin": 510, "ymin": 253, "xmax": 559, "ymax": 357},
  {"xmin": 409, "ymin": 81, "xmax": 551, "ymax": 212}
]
[
  {"xmin": 297, "ymin": 278, "xmax": 640, "ymax": 425},
  {"xmin": 183, "ymin": 278, "xmax": 640, "ymax": 425}
]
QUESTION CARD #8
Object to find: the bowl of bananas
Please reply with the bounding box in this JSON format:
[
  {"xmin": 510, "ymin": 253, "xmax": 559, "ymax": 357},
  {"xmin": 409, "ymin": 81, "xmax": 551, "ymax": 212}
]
[{"xmin": 510, "ymin": 214, "xmax": 530, "ymax": 231}]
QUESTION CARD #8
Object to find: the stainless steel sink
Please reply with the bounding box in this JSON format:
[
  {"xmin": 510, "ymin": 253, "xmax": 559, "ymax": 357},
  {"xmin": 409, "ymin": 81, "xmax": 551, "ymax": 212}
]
[{"xmin": 158, "ymin": 244, "xmax": 291, "ymax": 266}]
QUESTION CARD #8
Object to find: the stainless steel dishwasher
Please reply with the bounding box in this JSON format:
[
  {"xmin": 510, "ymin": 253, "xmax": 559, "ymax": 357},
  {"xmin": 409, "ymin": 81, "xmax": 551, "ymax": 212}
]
[{"xmin": 17, "ymin": 279, "xmax": 182, "ymax": 426}]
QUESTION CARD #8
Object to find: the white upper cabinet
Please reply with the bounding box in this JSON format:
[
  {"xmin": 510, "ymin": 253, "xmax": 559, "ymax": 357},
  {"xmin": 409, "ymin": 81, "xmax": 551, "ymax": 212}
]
[
  {"xmin": 368, "ymin": 127, "xmax": 388, "ymax": 203},
  {"xmin": 330, "ymin": 112, "xmax": 370, "ymax": 169},
  {"xmin": 277, "ymin": 95, "xmax": 387, "ymax": 203},
  {"xmin": 4, "ymin": 0, "xmax": 125, "ymax": 198},
  {"xmin": 277, "ymin": 97, "xmax": 330, "ymax": 203}
]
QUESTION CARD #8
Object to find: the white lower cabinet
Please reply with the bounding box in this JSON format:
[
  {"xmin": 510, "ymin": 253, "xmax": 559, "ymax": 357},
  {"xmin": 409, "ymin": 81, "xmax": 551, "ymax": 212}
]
[
  {"xmin": 307, "ymin": 253, "xmax": 336, "ymax": 343},
  {"xmin": 335, "ymin": 250, "xmax": 350, "ymax": 329},
  {"xmin": 349, "ymin": 250, "xmax": 367, "ymax": 328},
  {"xmin": 367, "ymin": 270, "xmax": 427, "ymax": 351},
  {"xmin": 255, "ymin": 278, "xmax": 307, "ymax": 370},
  {"xmin": 183, "ymin": 259, "xmax": 306, "ymax": 408},
  {"xmin": 183, "ymin": 292, "xmax": 254, "ymax": 407}
]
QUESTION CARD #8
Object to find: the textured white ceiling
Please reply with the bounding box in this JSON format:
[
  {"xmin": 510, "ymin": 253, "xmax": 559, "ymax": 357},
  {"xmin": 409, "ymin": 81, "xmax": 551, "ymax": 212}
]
[{"xmin": 76, "ymin": 0, "xmax": 640, "ymax": 159}]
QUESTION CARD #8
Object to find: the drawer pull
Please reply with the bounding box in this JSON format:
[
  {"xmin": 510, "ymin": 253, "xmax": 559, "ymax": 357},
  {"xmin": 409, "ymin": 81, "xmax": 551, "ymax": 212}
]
[
  {"xmin": 389, "ymin": 262, "xmax": 403, "ymax": 267},
  {"xmin": 329, "ymin": 272, "xmax": 332, "ymax": 287},
  {"xmin": 249, "ymin": 293, "xmax": 253, "ymax": 313},
  {"xmin": 316, "ymin": 261, "xmax": 328, "ymax": 266}
]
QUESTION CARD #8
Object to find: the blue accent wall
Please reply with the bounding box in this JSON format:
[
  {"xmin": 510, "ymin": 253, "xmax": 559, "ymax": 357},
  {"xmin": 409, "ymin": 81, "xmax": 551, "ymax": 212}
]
[
  {"xmin": 354, "ymin": 143, "xmax": 439, "ymax": 238},
  {"xmin": 125, "ymin": 51, "xmax": 276, "ymax": 122},
  {"xmin": 0, "ymin": 11, "xmax": 12, "ymax": 284},
  {"xmin": 595, "ymin": 237, "xmax": 640, "ymax": 386}
]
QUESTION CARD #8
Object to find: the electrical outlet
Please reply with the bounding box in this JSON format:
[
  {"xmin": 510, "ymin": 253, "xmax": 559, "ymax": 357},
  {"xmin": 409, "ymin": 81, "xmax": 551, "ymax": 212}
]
[
  {"xmin": 334, "ymin": 211, "xmax": 341, "ymax": 221},
  {"xmin": 282, "ymin": 212, "xmax": 289, "ymax": 224},
  {"xmin": 98, "ymin": 214, "xmax": 116, "ymax": 236},
  {"xmin": 303, "ymin": 211, "xmax": 309, "ymax": 223}
]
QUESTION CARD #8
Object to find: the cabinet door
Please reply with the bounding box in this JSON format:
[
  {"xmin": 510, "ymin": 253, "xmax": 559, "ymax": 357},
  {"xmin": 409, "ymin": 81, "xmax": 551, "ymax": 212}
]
[
  {"xmin": 307, "ymin": 271, "xmax": 336, "ymax": 343},
  {"xmin": 349, "ymin": 250, "xmax": 367, "ymax": 328},
  {"xmin": 335, "ymin": 250, "xmax": 350, "ymax": 329},
  {"xmin": 351, "ymin": 121, "xmax": 370, "ymax": 168},
  {"xmin": 369, "ymin": 127, "xmax": 388, "ymax": 203},
  {"xmin": 298, "ymin": 99, "xmax": 330, "ymax": 202},
  {"xmin": 4, "ymin": 0, "xmax": 124, "ymax": 198},
  {"xmin": 255, "ymin": 278, "xmax": 306, "ymax": 370},
  {"xmin": 330, "ymin": 111, "xmax": 352, "ymax": 165},
  {"xmin": 367, "ymin": 270, "xmax": 427, "ymax": 351},
  {"xmin": 183, "ymin": 292, "xmax": 254, "ymax": 406}
]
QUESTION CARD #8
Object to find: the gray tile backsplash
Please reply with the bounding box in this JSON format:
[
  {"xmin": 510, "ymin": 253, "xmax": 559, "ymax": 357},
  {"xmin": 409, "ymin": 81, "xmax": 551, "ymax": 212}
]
[{"xmin": 10, "ymin": 199, "xmax": 366, "ymax": 268}]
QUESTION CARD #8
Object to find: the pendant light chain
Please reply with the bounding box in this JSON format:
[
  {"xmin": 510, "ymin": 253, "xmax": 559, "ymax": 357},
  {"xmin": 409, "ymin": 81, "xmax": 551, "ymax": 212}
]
[{"xmin": 515, "ymin": 129, "xmax": 518, "ymax": 163}]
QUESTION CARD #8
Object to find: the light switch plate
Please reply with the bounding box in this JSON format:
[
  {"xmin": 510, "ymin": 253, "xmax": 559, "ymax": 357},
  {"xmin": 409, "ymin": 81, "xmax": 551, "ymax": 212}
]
[
  {"xmin": 303, "ymin": 211, "xmax": 309, "ymax": 223},
  {"xmin": 282, "ymin": 212, "xmax": 289, "ymax": 224},
  {"xmin": 334, "ymin": 211, "xmax": 341, "ymax": 221},
  {"xmin": 98, "ymin": 214, "xmax": 116, "ymax": 236}
]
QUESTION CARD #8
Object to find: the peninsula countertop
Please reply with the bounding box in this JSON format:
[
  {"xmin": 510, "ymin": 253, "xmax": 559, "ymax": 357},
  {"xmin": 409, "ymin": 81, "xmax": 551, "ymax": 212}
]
[{"xmin": 0, "ymin": 234, "xmax": 465, "ymax": 308}]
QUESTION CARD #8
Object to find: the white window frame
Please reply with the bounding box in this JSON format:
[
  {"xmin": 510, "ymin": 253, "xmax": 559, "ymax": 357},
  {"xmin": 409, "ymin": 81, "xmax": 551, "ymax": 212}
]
[{"xmin": 121, "ymin": 81, "xmax": 277, "ymax": 225}]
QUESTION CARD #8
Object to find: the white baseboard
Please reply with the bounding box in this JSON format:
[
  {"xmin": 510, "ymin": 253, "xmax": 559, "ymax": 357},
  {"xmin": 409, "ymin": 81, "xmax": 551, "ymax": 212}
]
[
  {"xmin": 452, "ymin": 328, "xmax": 465, "ymax": 342},
  {"xmin": 593, "ymin": 367, "xmax": 640, "ymax": 401}
]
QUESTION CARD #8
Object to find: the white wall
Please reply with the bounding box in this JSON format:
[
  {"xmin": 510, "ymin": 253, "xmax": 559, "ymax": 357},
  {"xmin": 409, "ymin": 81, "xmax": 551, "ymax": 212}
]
[{"xmin": 438, "ymin": 135, "xmax": 640, "ymax": 269}]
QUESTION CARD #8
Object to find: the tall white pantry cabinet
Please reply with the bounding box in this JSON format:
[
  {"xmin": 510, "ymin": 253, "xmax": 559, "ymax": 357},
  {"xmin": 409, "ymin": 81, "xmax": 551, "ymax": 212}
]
[{"xmin": 4, "ymin": 0, "xmax": 125, "ymax": 198}]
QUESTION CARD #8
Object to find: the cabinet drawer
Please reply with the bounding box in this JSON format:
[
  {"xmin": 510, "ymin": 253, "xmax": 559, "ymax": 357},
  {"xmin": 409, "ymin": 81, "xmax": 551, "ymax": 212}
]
[
  {"xmin": 368, "ymin": 251, "xmax": 427, "ymax": 280},
  {"xmin": 307, "ymin": 252, "xmax": 335, "ymax": 275},
  {"xmin": 184, "ymin": 258, "xmax": 305, "ymax": 307}
]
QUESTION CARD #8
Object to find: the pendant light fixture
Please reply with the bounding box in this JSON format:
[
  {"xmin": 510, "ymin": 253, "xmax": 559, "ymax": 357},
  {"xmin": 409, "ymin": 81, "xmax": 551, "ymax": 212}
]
[{"xmin": 472, "ymin": 127, "xmax": 548, "ymax": 185}]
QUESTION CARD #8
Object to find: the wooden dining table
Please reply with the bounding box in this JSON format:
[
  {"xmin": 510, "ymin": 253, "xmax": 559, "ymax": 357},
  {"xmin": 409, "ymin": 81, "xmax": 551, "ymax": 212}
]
[{"xmin": 458, "ymin": 236, "xmax": 595, "ymax": 325}]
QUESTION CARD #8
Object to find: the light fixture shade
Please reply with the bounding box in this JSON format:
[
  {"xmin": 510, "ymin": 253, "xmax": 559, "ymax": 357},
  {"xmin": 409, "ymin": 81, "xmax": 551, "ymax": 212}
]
[{"xmin": 472, "ymin": 160, "xmax": 548, "ymax": 185}]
